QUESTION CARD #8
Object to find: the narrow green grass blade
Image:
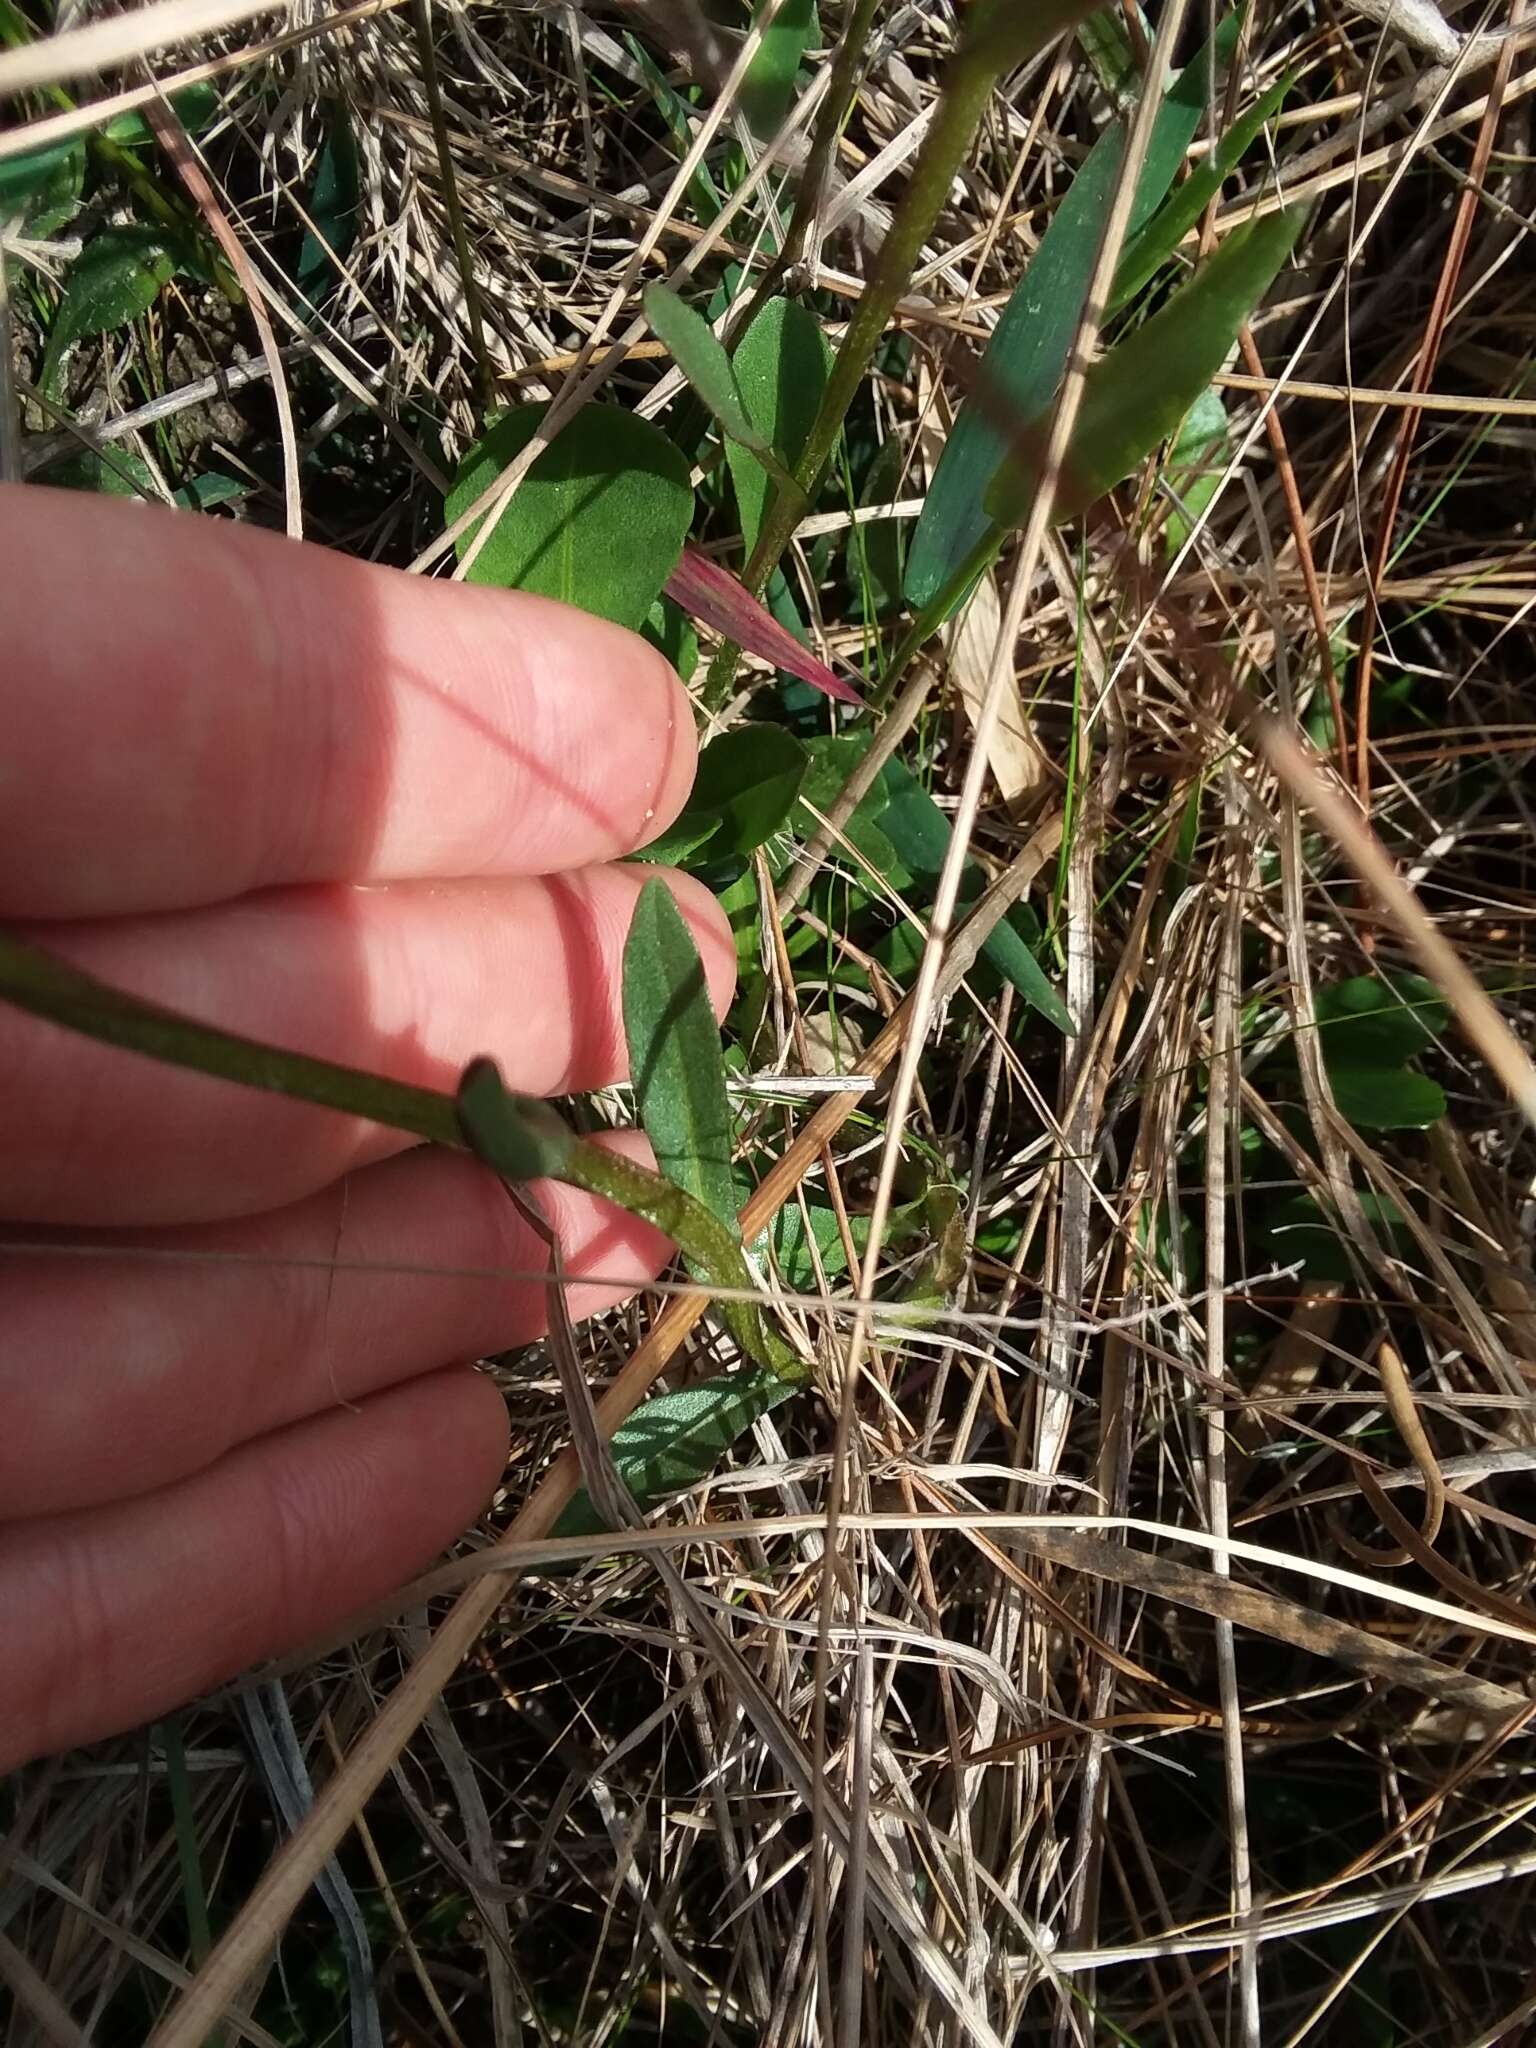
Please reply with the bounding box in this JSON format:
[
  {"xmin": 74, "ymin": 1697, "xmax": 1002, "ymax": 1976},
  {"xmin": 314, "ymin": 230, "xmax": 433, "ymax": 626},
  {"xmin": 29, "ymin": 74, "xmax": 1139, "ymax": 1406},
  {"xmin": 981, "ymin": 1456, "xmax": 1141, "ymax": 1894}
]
[
  {"xmin": 987, "ymin": 206, "xmax": 1304, "ymax": 527},
  {"xmin": 1111, "ymin": 70, "xmax": 1295, "ymax": 310},
  {"xmin": 626, "ymin": 33, "xmax": 723, "ymax": 222},
  {"xmin": 622, "ymin": 880, "xmax": 738, "ymax": 1229},
  {"xmin": 645, "ymin": 282, "xmax": 770, "ymax": 455},
  {"xmin": 160, "ymin": 1719, "xmax": 213, "ymax": 1966},
  {"xmin": 903, "ymin": 10, "xmax": 1241, "ymax": 609},
  {"xmin": 1076, "ymin": 3, "xmax": 1143, "ymax": 108}
]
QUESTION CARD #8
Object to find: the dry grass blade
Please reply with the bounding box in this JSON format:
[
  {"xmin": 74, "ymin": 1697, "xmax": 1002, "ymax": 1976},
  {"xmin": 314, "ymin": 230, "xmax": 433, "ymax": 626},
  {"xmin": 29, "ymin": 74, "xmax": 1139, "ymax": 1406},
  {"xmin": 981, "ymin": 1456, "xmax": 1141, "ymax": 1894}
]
[{"xmin": 0, "ymin": 0, "xmax": 282, "ymax": 92}]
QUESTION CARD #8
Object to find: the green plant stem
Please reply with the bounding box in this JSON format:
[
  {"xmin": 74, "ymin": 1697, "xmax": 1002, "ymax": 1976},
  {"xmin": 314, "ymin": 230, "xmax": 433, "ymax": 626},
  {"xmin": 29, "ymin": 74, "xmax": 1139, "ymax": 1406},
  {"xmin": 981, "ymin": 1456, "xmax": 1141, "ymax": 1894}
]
[
  {"xmin": 0, "ymin": 927, "xmax": 466, "ymax": 1147},
  {"xmin": 724, "ymin": 0, "xmax": 885, "ymax": 349},
  {"xmin": 560, "ymin": 1140, "xmax": 804, "ymax": 1381}
]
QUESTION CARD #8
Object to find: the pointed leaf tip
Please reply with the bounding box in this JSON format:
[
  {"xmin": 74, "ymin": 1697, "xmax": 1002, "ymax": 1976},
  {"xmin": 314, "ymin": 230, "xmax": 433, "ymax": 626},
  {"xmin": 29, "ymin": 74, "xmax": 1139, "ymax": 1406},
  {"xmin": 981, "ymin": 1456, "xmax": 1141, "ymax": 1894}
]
[{"xmin": 665, "ymin": 547, "xmax": 862, "ymax": 705}]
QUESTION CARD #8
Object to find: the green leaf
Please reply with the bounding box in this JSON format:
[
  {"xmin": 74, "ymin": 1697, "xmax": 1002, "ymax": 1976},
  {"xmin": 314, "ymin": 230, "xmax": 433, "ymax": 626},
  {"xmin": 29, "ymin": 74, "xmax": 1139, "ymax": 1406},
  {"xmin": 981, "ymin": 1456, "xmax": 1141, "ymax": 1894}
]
[
  {"xmin": 761, "ymin": 1179, "xmax": 951, "ymax": 1289},
  {"xmin": 1315, "ymin": 972, "xmax": 1448, "ymax": 1066},
  {"xmin": 174, "ymin": 470, "xmax": 250, "ymax": 512},
  {"xmin": 0, "ymin": 134, "xmax": 84, "ymax": 235},
  {"xmin": 797, "ymin": 733, "xmax": 905, "ymax": 874},
  {"xmin": 554, "ymin": 1364, "xmax": 796, "ymax": 1539},
  {"xmin": 796, "ymin": 737, "xmax": 1071, "ymax": 1030},
  {"xmin": 727, "ymin": 296, "xmax": 831, "ymax": 553},
  {"xmin": 1284, "ymin": 974, "xmax": 1452, "ymax": 1130},
  {"xmin": 1267, "ymin": 1191, "xmax": 1407, "ymax": 1280},
  {"xmin": 623, "ymin": 879, "xmax": 738, "ymax": 1228},
  {"xmin": 102, "ymin": 83, "xmax": 222, "ymax": 146},
  {"xmin": 445, "ymin": 403, "xmax": 693, "ymax": 630},
  {"xmin": 629, "ymin": 812, "xmax": 725, "ymax": 870},
  {"xmin": 852, "ymin": 434, "xmax": 905, "ymax": 622},
  {"xmin": 1076, "ymin": 4, "xmax": 1143, "ymax": 107},
  {"xmin": 296, "ymin": 103, "xmax": 360, "ymax": 304},
  {"xmin": 637, "ymin": 726, "xmax": 809, "ymax": 865},
  {"xmin": 741, "ymin": 0, "xmax": 818, "ymax": 135},
  {"xmin": 878, "ymin": 758, "xmax": 1071, "ymax": 1029},
  {"xmin": 1162, "ymin": 384, "xmax": 1228, "ymax": 547},
  {"xmin": 1327, "ymin": 1065, "xmax": 1446, "ymax": 1131},
  {"xmin": 40, "ymin": 226, "xmax": 181, "ymax": 397},
  {"xmin": 41, "ymin": 445, "xmax": 157, "ymax": 498},
  {"xmin": 41, "ymin": 447, "xmax": 250, "ymax": 510},
  {"xmin": 645, "ymin": 281, "xmax": 770, "ymax": 455},
  {"xmin": 904, "ymin": 10, "xmax": 1241, "ymax": 608},
  {"xmin": 1111, "ymin": 70, "xmax": 1296, "ymax": 311},
  {"xmin": 641, "ymin": 595, "xmax": 699, "ymax": 683},
  {"xmin": 626, "ymin": 33, "xmax": 723, "ymax": 223},
  {"xmin": 986, "ymin": 206, "xmax": 1304, "ymax": 528}
]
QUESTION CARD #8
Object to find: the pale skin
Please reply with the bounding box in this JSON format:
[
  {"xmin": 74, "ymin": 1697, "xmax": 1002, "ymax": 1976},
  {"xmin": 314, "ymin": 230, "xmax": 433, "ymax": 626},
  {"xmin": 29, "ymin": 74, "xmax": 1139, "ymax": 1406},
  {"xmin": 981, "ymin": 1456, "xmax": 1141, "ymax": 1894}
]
[{"xmin": 0, "ymin": 483, "xmax": 736, "ymax": 1771}]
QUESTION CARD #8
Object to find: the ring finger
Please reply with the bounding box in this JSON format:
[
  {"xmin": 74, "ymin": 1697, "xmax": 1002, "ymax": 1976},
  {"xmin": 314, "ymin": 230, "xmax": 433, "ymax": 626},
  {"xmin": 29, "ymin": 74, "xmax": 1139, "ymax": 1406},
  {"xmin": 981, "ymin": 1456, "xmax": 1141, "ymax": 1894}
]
[{"xmin": 0, "ymin": 1135, "xmax": 671, "ymax": 1521}]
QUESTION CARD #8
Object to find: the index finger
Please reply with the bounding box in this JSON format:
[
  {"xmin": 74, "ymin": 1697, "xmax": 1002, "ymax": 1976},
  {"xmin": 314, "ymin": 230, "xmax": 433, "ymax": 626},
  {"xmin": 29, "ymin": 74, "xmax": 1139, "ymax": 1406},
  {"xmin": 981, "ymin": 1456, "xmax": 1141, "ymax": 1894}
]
[{"xmin": 0, "ymin": 485, "xmax": 696, "ymax": 918}]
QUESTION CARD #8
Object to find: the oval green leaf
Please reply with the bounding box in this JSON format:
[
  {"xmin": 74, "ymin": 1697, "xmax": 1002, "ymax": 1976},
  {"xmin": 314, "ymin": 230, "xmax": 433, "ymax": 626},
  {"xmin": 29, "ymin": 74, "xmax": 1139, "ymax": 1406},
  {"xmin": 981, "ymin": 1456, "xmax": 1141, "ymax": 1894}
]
[
  {"xmin": 726, "ymin": 296, "xmax": 831, "ymax": 553},
  {"xmin": 1327, "ymin": 1064, "xmax": 1446, "ymax": 1132},
  {"xmin": 645, "ymin": 281, "xmax": 768, "ymax": 454},
  {"xmin": 638, "ymin": 725, "xmax": 809, "ymax": 866},
  {"xmin": 554, "ymin": 1364, "xmax": 797, "ymax": 1539},
  {"xmin": 623, "ymin": 878, "xmax": 738, "ymax": 1228},
  {"xmin": 102, "ymin": 83, "xmax": 223, "ymax": 146},
  {"xmin": 41, "ymin": 226, "xmax": 181, "ymax": 397},
  {"xmin": 1316, "ymin": 972, "xmax": 1448, "ymax": 1066},
  {"xmin": 445, "ymin": 403, "xmax": 693, "ymax": 630}
]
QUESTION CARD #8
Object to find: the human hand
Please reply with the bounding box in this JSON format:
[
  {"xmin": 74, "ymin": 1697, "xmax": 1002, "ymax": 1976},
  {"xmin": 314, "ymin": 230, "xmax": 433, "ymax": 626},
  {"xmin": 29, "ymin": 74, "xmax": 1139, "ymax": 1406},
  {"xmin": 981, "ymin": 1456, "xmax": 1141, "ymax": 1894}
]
[{"xmin": 0, "ymin": 484, "xmax": 733, "ymax": 1770}]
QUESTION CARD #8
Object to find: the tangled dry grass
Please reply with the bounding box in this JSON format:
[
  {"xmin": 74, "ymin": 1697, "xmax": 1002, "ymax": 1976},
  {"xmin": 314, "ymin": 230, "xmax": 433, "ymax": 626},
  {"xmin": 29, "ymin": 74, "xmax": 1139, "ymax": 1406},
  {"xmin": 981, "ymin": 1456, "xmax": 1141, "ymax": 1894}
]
[{"xmin": 4, "ymin": 0, "xmax": 1536, "ymax": 2042}]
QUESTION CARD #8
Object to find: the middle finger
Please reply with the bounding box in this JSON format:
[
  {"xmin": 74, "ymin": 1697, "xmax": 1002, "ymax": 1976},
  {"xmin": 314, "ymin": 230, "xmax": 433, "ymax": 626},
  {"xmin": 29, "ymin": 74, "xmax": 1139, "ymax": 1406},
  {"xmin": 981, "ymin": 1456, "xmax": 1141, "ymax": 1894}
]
[{"xmin": 2, "ymin": 862, "xmax": 733, "ymax": 1224}]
